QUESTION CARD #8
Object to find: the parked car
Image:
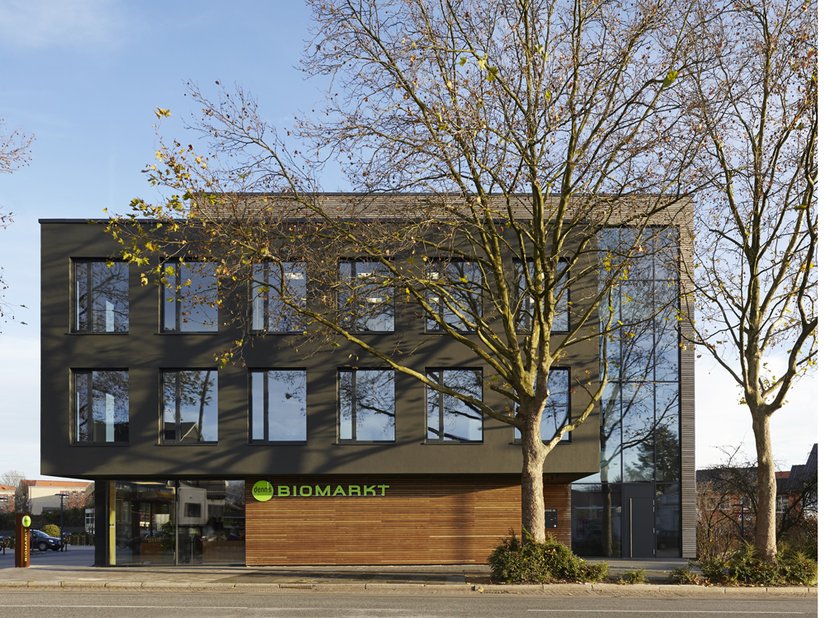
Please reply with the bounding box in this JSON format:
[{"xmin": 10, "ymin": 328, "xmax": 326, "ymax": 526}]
[{"xmin": 30, "ymin": 529, "xmax": 63, "ymax": 551}]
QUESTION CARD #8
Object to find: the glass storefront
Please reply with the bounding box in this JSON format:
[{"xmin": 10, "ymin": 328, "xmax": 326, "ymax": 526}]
[
  {"xmin": 573, "ymin": 226, "xmax": 682, "ymax": 558},
  {"xmin": 113, "ymin": 480, "xmax": 244, "ymax": 565}
]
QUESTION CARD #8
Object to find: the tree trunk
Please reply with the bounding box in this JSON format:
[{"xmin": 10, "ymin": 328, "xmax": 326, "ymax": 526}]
[
  {"xmin": 752, "ymin": 412, "xmax": 777, "ymax": 562},
  {"xmin": 521, "ymin": 416, "xmax": 548, "ymax": 542}
]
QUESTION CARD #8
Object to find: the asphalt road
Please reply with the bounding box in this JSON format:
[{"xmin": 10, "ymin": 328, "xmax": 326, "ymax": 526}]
[
  {"xmin": 0, "ymin": 545, "xmax": 94, "ymax": 568},
  {"xmin": 0, "ymin": 590, "xmax": 817, "ymax": 618}
]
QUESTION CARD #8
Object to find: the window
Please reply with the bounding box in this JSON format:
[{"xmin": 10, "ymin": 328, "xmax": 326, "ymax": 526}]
[
  {"xmin": 251, "ymin": 262, "xmax": 306, "ymax": 333},
  {"xmin": 338, "ymin": 369, "xmax": 395, "ymax": 441},
  {"xmin": 426, "ymin": 369, "xmax": 483, "ymax": 442},
  {"xmin": 161, "ymin": 370, "xmax": 218, "ymax": 443},
  {"xmin": 425, "ymin": 261, "xmax": 482, "ymax": 332},
  {"xmin": 776, "ymin": 494, "xmax": 789, "ymax": 516},
  {"xmin": 515, "ymin": 259, "xmax": 569, "ymax": 332},
  {"xmin": 515, "ymin": 368, "xmax": 571, "ymax": 442},
  {"xmin": 338, "ymin": 260, "xmax": 394, "ymax": 332},
  {"xmin": 74, "ymin": 260, "xmax": 129, "ymax": 332},
  {"xmin": 162, "ymin": 261, "xmax": 218, "ymax": 332},
  {"xmin": 250, "ymin": 369, "xmax": 306, "ymax": 442},
  {"xmin": 74, "ymin": 370, "xmax": 129, "ymax": 443}
]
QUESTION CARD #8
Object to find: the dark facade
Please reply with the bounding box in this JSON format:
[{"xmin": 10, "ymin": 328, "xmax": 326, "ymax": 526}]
[{"xmin": 40, "ymin": 201, "xmax": 695, "ymax": 565}]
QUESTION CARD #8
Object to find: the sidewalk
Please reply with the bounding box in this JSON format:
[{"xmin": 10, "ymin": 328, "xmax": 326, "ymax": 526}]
[{"xmin": 0, "ymin": 554, "xmax": 816, "ymax": 597}]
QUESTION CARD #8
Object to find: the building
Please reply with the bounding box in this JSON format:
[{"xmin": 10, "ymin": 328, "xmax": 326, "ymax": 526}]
[
  {"xmin": 696, "ymin": 443, "xmax": 818, "ymax": 556},
  {"xmin": 40, "ymin": 195, "xmax": 694, "ymax": 566},
  {"xmin": 21, "ymin": 480, "xmax": 92, "ymax": 515},
  {"xmin": 0, "ymin": 485, "xmax": 15, "ymax": 512}
]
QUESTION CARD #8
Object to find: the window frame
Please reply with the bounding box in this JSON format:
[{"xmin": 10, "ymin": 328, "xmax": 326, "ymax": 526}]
[
  {"xmin": 514, "ymin": 258, "xmax": 570, "ymax": 334},
  {"xmin": 160, "ymin": 369, "xmax": 219, "ymax": 444},
  {"xmin": 337, "ymin": 368, "xmax": 396, "ymax": 443},
  {"xmin": 424, "ymin": 260, "xmax": 482, "ymax": 333},
  {"xmin": 513, "ymin": 367, "xmax": 572, "ymax": 444},
  {"xmin": 161, "ymin": 260, "xmax": 219, "ymax": 333},
  {"xmin": 425, "ymin": 368, "xmax": 484, "ymax": 444},
  {"xmin": 72, "ymin": 259, "xmax": 130, "ymax": 334},
  {"xmin": 250, "ymin": 261, "xmax": 307, "ymax": 334},
  {"xmin": 338, "ymin": 259, "xmax": 395, "ymax": 333},
  {"xmin": 72, "ymin": 368, "xmax": 130, "ymax": 445},
  {"xmin": 249, "ymin": 368, "xmax": 307, "ymax": 443}
]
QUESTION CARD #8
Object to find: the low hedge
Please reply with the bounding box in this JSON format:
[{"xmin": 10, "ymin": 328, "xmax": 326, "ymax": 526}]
[
  {"xmin": 489, "ymin": 532, "xmax": 608, "ymax": 584},
  {"xmin": 695, "ymin": 545, "xmax": 817, "ymax": 587}
]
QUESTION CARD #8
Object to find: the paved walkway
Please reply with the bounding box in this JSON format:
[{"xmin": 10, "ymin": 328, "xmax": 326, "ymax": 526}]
[{"xmin": 0, "ymin": 551, "xmax": 815, "ymax": 597}]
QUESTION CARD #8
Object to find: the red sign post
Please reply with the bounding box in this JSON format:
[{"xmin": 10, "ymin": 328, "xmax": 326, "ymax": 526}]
[{"xmin": 14, "ymin": 513, "xmax": 31, "ymax": 568}]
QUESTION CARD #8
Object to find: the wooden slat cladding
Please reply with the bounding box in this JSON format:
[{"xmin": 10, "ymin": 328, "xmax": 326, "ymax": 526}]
[{"xmin": 246, "ymin": 476, "xmax": 570, "ymax": 565}]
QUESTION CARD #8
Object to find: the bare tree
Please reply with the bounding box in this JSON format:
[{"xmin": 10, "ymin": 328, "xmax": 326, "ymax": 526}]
[
  {"xmin": 684, "ymin": 0, "xmax": 817, "ymax": 562},
  {"xmin": 0, "ymin": 118, "xmax": 33, "ymax": 327},
  {"xmin": 696, "ymin": 445, "xmax": 818, "ymax": 560},
  {"xmin": 0, "ymin": 469, "xmax": 25, "ymax": 488},
  {"xmin": 113, "ymin": 0, "xmax": 700, "ymax": 541}
]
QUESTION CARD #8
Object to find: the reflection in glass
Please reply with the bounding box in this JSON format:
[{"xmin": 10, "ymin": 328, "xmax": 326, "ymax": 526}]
[
  {"xmin": 162, "ymin": 261, "xmax": 218, "ymax": 332},
  {"xmin": 515, "ymin": 259, "xmax": 569, "ymax": 332},
  {"xmin": 75, "ymin": 261, "xmax": 129, "ymax": 332},
  {"xmin": 114, "ymin": 480, "xmax": 245, "ymax": 566},
  {"xmin": 115, "ymin": 481, "xmax": 176, "ymax": 566},
  {"xmin": 176, "ymin": 480, "xmax": 245, "ymax": 565},
  {"xmin": 250, "ymin": 370, "xmax": 306, "ymax": 441},
  {"xmin": 74, "ymin": 370, "xmax": 129, "ymax": 443},
  {"xmin": 621, "ymin": 383, "xmax": 655, "ymax": 482},
  {"xmin": 600, "ymin": 382, "xmax": 624, "ymax": 483},
  {"xmin": 571, "ymin": 483, "xmax": 623, "ymax": 557},
  {"xmin": 654, "ymin": 280, "xmax": 680, "ymax": 381},
  {"xmin": 162, "ymin": 370, "xmax": 218, "ymax": 443},
  {"xmin": 653, "ymin": 226, "xmax": 679, "ymax": 280},
  {"xmin": 514, "ymin": 369, "xmax": 571, "ymax": 442},
  {"xmin": 426, "ymin": 369, "xmax": 483, "ymax": 442},
  {"xmin": 338, "ymin": 261, "xmax": 394, "ymax": 332},
  {"xmin": 585, "ymin": 226, "xmax": 683, "ymax": 556},
  {"xmin": 655, "ymin": 482, "xmax": 681, "ymax": 557},
  {"xmin": 338, "ymin": 369, "xmax": 395, "ymax": 441},
  {"xmin": 425, "ymin": 261, "xmax": 482, "ymax": 332},
  {"xmin": 655, "ymin": 383, "xmax": 680, "ymax": 482},
  {"xmin": 251, "ymin": 262, "xmax": 306, "ymax": 333}
]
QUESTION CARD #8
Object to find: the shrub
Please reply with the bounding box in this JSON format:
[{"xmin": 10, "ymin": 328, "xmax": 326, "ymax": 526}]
[
  {"xmin": 489, "ymin": 532, "xmax": 608, "ymax": 584},
  {"xmin": 697, "ymin": 544, "xmax": 817, "ymax": 587},
  {"xmin": 41, "ymin": 524, "xmax": 61, "ymax": 538},
  {"xmin": 617, "ymin": 569, "xmax": 647, "ymax": 584},
  {"xmin": 670, "ymin": 565, "xmax": 704, "ymax": 585},
  {"xmin": 778, "ymin": 550, "xmax": 818, "ymax": 586}
]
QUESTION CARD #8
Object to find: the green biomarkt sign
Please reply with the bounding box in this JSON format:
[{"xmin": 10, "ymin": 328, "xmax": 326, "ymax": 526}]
[
  {"xmin": 252, "ymin": 480, "xmax": 390, "ymax": 502},
  {"xmin": 21, "ymin": 515, "xmax": 31, "ymax": 528}
]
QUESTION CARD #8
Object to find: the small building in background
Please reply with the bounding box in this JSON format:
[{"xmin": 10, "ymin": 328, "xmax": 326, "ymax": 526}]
[{"xmin": 22, "ymin": 480, "xmax": 92, "ymax": 515}]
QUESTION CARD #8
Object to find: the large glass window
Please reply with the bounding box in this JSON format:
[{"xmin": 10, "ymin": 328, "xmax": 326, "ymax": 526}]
[
  {"xmin": 338, "ymin": 260, "xmax": 394, "ymax": 332},
  {"xmin": 425, "ymin": 261, "xmax": 482, "ymax": 332},
  {"xmin": 426, "ymin": 369, "xmax": 483, "ymax": 442},
  {"xmin": 515, "ymin": 368, "xmax": 571, "ymax": 442},
  {"xmin": 74, "ymin": 260, "xmax": 129, "ymax": 332},
  {"xmin": 515, "ymin": 259, "xmax": 569, "ymax": 332},
  {"xmin": 338, "ymin": 369, "xmax": 395, "ymax": 441},
  {"xmin": 161, "ymin": 370, "xmax": 218, "ymax": 443},
  {"xmin": 114, "ymin": 479, "xmax": 244, "ymax": 566},
  {"xmin": 250, "ymin": 369, "xmax": 306, "ymax": 442},
  {"xmin": 573, "ymin": 226, "xmax": 682, "ymax": 557},
  {"xmin": 251, "ymin": 262, "xmax": 306, "ymax": 333},
  {"xmin": 162, "ymin": 261, "xmax": 218, "ymax": 332},
  {"xmin": 74, "ymin": 370, "xmax": 129, "ymax": 443}
]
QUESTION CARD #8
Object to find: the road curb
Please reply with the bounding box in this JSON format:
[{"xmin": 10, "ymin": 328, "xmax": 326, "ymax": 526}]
[{"xmin": 0, "ymin": 578, "xmax": 816, "ymax": 596}]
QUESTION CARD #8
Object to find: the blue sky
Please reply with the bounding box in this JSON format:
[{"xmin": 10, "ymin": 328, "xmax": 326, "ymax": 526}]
[{"xmin": 0, "ymin": 0, "xmax": 816, "ymax": 480}]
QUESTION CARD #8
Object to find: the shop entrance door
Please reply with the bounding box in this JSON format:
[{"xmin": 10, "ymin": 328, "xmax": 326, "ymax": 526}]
[{"xmin": 621, "ymin": 483, "xmax": 655, "ymax": 558}]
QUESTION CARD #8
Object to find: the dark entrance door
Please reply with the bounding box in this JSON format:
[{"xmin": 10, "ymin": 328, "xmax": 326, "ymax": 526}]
[{"xmin": 621, "ymin": 483, "xmax": 655, "ymax": 558}]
